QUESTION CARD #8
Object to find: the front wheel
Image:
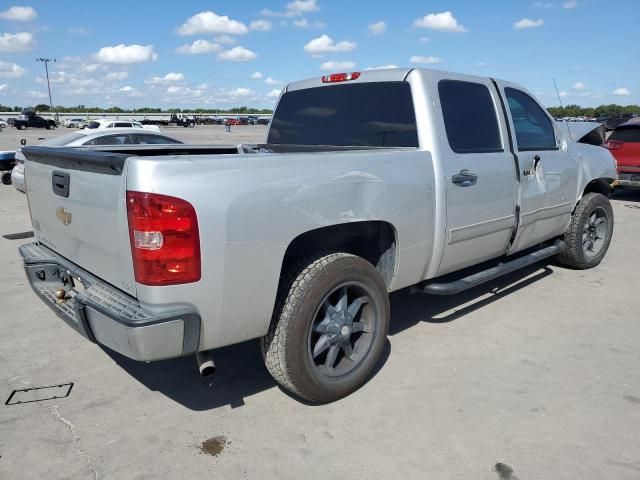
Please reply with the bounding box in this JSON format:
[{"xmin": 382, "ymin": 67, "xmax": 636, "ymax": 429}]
[
  {"xmin": 556, "ymin": 192, "xmax": 614, "ymax": 269},
  {"xmin": 262, "ymin": 253, "xmax": 390, "ymax": 403}
]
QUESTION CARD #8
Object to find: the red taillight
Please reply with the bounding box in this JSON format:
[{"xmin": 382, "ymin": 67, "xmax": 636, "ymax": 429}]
[
  {"xmin": 604, "ymin": 140, "xmax": 623, "ymax": 150},
  {"xmin": 126, "ymin": 191, "xmax": 201, "ymax": 286},
  {"xmin": 321, "ymin": 72, "xmax": 361, "ymax": 83}
]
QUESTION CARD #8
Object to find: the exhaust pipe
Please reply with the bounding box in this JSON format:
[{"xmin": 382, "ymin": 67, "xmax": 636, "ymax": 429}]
[{"xmin": 196, "ymin": 351, "xmax": 216, "ymax": 377}]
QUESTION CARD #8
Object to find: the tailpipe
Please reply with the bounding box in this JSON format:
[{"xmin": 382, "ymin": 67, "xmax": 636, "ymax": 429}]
[{"xmin": 196, "ymin": 351, "xmax": 216, "ymax": 377}]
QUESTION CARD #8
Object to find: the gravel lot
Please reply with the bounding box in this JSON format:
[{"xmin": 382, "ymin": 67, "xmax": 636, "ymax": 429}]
[{"xmin": 1, "ymin": 126, "xmax": 639, "ymax": 479}]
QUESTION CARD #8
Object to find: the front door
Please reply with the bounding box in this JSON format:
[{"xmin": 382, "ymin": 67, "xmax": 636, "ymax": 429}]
[
  {"xmin": 496, "ymin": 83, "xmax": 578, "ymax": 252},
  {"xmin": 433, "ymin": 75, "xmax": 519, "ymax": 275}
]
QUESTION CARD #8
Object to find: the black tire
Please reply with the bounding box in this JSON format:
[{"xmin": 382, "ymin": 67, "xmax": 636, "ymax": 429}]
[
  {"xmin": 68, "ymin": 123, "xmax": 75, "ymax": 128},
  {"xmin": 262, "ymin": 253, "xmax": 390, "ymax": 403},
  {"xmin": 1, "ymin": 172, "xmax": 12, "ymax": 185},
  {"xmin": 556, "ymin": 192, "xmax": 614, "ymax": 269}
]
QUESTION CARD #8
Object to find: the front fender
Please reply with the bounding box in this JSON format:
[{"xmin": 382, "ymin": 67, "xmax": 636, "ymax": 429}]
[{"xmin": 572, "ymin": 142, "xmax": 617, "ymax": 203}]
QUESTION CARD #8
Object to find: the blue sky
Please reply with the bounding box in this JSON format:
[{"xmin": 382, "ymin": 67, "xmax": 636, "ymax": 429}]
[{"xmin": 0, "ymin": 0, "xmax": 637, "ymax": 109}]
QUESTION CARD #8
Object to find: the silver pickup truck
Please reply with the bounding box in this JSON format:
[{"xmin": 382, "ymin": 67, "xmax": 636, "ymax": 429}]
[{"xmin": 20, "ymin": 68, "xmax": 616, "ymax": 402}]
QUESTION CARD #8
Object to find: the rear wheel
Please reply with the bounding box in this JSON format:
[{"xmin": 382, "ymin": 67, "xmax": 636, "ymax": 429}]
[
  {"xmin": 262, "ymin": 253, "xmax": 390, "ymax": 403},
  {"xmin": 557, "ymin": 192, "xmax": 614, "ymax": 269}
]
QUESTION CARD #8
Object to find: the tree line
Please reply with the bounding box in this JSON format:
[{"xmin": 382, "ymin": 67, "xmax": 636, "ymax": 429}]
[
  {"xmin": 547, "ymin": 104, "xmax": 639, "ymax": 118},
  {"xmin": 0, "ymin": 104, "xmax": 274, "ymax": 115}
]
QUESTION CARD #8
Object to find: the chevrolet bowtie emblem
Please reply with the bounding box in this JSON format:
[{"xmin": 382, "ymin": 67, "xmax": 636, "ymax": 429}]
[{"xmin": 56, "ymin": 207, "xmax": 72, "ymax": 226}]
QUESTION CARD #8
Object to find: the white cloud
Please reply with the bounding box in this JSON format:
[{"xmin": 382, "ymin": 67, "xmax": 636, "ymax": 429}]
[
  {"xmin": 514, "ymin": 18, "xmax": 544, "ymax": 29},
  {"xmin": 106, "ymin": 71, "xmax": 128, "ymax": 81},
  {"xmin": 167, "ymin": 85, "xmax": 182, "ymax": 94},
  {"xmin": 532, "ymin": 2, "xmax": 553, "ymax": 7},
  {"xmin": 250, "ymin": 19, "xmax": 272, "ymax": 31},
  {"xmin": 559, "ymin": 90, "xmax": 568, "ymax": 98},
  {"xmin": 304, "ymin": 35, "xmax": 356, "ymax": 55},
  {"xmin": 177, "ymin": 11, "xmax": 249, "ymax": 36},
  {"xmin": 476, "ymin": 61, "xmax": 487, "ymax": 67},
  {"xmin": 369, "ymin": 21, "xmax": 386, "ymax": 35},
  {"xmin": 0, "ymin": 6, "xmax": 37, "ymax": 22},
  {"xmin": 410, "ymin": 55, "xmax": 443, "ymax": 64},
  {"xmin": 572, "ymin": 81, "xmax": 586, "ymax": 90},
  {"xmin": 0, "ymin": 60, "xmax": 26, "ymax": 78},
  {"xmin": 250, "ymin": 71, "xmax": 263, "ymax": 79},
  {"xmin": 292, "ymin": 18, "xmax": 325, "ymax": 28},
  {"xmin": 96, "ymin": 44, "xmax": 158, "ymax": 64},
  {"xmin": 68, "ymin": 26, "xmax": 89, "ymax": 35},
  {"xmin": 320, "ymin": 60, "xmax": 356, "ymax": 71},
  {"xmin": 119, "ymin": 86, "xmax": 134, "ymax": 92},
  {"xmin": 217, "ymin": 46, "xmax": 257, "ymax": 62},
  {"xmin": 214, "ymin": 35, "xmax": 236, "ymax": 45},
  {"xmin": 0, "ymin": 83, "xmax": 7, "ymax": 92},
  {"xmin": 612, "ymin": 87, "xmax": 630, "ymax": 96},
  {"xmin": 267, "ymin": 89, "xmax": 282, "ymax": 98},
  {"xmin": 146, "ymin": 72, "xmax": 185, "ymax": 84},
  {"xmin": 563, "ymin": 0, "xmax": 578, "ymax": 8},
  {"xmin": 413, "ymin": 11, "xmax": 467, "ymax": 32},
  {"xmin": 265, "ymin": 77, "xmax": 282, "ymax": 85},
  {"xmin": 176, "ymin": 39, "xmax": 221, "ymax": 55},
  {"xmin": 365, "ymin": 65, "xmax": 399, "ymax": 70},
  {"xmin": 28, "ymin": 90, "xmax": 47, "ymax": 98},
  {"xmin": 262, "ymin": 0, "xmax": 319, "ymax": 17},
  {"xmin": 419, "ymin": 36, "xmax": 430, "ymax": 43},
  {"xmin": 230, "ymin": 87, "xmax": 253, "ymax": 96},
  {"xmin": 0, "ymin": 32, "xmax": 35, "ymax": 52}
]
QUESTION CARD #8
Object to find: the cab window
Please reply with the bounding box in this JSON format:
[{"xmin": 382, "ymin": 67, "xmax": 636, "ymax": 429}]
[
  {"xmin": 438, "ymin": 80, "xmax": 503, "ymax": 153},
  {"xmin": 505, "ymin": 88, "xmax": 556, "ymax": 151}
]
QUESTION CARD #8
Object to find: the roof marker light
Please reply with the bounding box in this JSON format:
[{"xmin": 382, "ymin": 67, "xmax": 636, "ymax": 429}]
[{"xmin": 321, "ymin": 72, "xmax": 361, "ymax": 83}]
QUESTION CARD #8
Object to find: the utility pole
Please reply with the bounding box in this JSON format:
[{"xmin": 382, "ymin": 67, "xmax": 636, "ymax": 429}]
[{"xmin": 36, "ymin": 57, "xmax": 56, "ymax": 120}]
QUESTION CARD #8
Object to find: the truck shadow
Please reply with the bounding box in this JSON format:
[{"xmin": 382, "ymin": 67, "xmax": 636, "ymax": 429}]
[
  {"xmin": 612, "ymin": 188, "xmax": 640, "ymax": 203},
  {"xmin": 106, "ymin": 264, "xmax": 553, "ymax": 411}
]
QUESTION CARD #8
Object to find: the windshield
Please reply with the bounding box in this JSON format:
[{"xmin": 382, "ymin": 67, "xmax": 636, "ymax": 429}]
[
  {"xmin": 40, "ymin": 132, "xmax": 87, "ymax": 146},
  {"xmin": 267, "ymin": 82, "xmax": 418, "ymax": 147},
  {"xmin": 87, "ymin": 121, "xmax": 100, "ymax": 129}
]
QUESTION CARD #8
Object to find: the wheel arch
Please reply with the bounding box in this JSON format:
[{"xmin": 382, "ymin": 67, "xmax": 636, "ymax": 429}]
[{"xmin": 279, "ymin": 221, "xmax": 398, "ymax": 290}]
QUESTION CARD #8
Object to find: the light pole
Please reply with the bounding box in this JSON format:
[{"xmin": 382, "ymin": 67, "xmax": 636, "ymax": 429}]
[{"xmin": 36, "ymin": 57, "xmax": 56, "ymax": 118}]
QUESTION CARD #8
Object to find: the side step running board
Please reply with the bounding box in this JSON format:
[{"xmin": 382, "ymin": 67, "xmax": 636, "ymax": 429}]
[{"xmin": 414, "ymin": 240, "xmax": 566, "ymax": 296}]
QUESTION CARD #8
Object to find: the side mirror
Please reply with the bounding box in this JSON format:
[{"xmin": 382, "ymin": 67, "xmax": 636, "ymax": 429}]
[{"xmin": 20, "ymin": 139, "xmax": 26, "ymax": 146}]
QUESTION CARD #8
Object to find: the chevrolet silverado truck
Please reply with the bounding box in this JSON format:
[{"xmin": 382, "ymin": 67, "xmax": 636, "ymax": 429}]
[{"xmin": 19, "ymin": 68, "xmax": 616, "ymax": 402}]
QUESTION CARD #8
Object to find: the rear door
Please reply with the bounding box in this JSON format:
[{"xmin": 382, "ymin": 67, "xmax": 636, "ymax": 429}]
[
  {"xmin": 496, "ymin": 83, "xmax": 578, "ymax": 252},
  {"xmin": 433, "ymin": 75, "xmax": 519, "ymax": 275},
  {"xmin": 608, "ymin": 124, "xmax": 640, "ymax": 172}
]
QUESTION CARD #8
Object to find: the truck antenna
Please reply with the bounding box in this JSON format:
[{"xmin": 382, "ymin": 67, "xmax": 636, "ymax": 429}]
[{"xmin": 553, "ymin": 77, "xmax": 572, "ymax": 140}]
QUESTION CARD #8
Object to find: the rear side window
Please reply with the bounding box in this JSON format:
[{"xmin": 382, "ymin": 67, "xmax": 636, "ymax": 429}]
[
  {"xmin": 134, "ymin": 134, "xmax": 181, "ymax": 144},
  {"xmin": 84, "ymin": 134, "xmax": 132, "ymax": 145},
  {"xmin": 267, "ymin": 82, "xmax": 418, "ymax": 147},
  {"xmin": 438, "ymin": 80, "xmax": 502, "ymax": 153},
  {"xmin": 113, "ymin": 122, "xmax": 132, "ymax": 128},
  {"xmin": 609, "ymin": 126, "xmax": 640, "ymax": 143},
  {"xmin": 505, "ymin": 88, "xmax": 556, "ymax": 150}
]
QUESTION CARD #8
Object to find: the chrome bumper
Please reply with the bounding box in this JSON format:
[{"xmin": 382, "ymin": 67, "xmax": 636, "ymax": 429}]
[{"xmin": 19, "ymin": 242, "xmax": 201, "ymax": 361}]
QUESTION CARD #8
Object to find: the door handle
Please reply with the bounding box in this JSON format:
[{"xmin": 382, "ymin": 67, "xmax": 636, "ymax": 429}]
[
  {"xmin": 452, "ymin": 169, "xmax": 478, "ymax": 187},
  {"xmin": 533, "ymin": 155, "xmax": 541, "ymax": 170}
]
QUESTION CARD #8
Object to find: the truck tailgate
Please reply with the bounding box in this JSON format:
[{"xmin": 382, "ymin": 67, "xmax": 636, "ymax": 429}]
[{"xmin": 23, "ymin": 147, "xmax": 137, "ymax": 296}]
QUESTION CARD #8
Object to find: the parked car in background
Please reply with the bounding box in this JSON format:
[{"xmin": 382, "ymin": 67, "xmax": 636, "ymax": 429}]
[
  {"xmin": 225, "ymin": 118, "xmax": 243, "ymax": 126},
  {"xmin": 86, "ymin": 118, "xmax": 160, "ymax": 132},
  {"xmin": 18, "ymin": 68, "xmax": 616, "ymax": 402},
  {"xmin": 63, "ymin": 118, "xmax": 87, "ymax": 128},
  {"xmin": 606, "ymin": 118, "xmax": 640, "ymax": 189},
  {"xmin": 13, "ymin": 112, "xmax": 56, "ymax": 130},
  {"xmin": 11, "ymin": 128, "xmax": 182, "ymax": 193},
  {"xmin": 605, "ymin": 113, "xmax": 635, "ymax": 131},
  {"xmin": 256, "ymin": 117, "xmax": 271, "ymax": 125},
  {"xmin": 0, "ymin": 119, "xmax": 7, "ymax": 128}
]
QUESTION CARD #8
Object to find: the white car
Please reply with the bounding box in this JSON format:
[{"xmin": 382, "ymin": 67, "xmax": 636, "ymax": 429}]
[
  {"xmin": 0, "ymin": 119, "xmax": 7, "ymax": 128},
  {"xmin": 11, "ymin": 128, "xmax": 181, "ymax": 193},
  {"xmin": 85, "ymin": 118, "xmax": 160, "ymax": 132},
  {"xmin": 63, "ymin": 118, "xmax": 87, "ymax": 128}
]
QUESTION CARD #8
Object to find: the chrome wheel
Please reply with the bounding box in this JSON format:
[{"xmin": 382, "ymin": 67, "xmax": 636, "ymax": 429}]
[
  {"xmin": 307, "ymin": 282, "xmax": 377, "ymax": 378},
  {"xmin": 582, "ymin": 206, "xmax": 608, "ymax": 259}
]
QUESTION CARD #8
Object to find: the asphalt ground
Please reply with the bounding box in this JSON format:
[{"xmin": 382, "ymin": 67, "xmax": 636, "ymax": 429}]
[{"xmin": 0, "ymin": 125, "xmax": 639, "ymax": 479}]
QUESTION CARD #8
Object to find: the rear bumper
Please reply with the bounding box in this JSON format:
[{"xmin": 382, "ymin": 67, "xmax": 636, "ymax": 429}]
[
  {"xmin": 614, "ymin": 173, "xmax": 640, "ymax": 189},
  {"xmin": 19, "ymin": 242, "xmax": 201, "ymax": 361}
]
